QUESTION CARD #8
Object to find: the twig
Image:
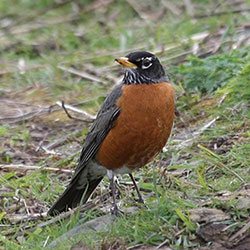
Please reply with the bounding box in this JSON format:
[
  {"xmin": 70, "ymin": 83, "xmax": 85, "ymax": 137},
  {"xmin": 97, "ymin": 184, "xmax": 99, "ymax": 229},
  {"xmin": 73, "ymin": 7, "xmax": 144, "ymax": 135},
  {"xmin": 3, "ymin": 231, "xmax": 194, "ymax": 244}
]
[
  {"xmin": 155, "ymin": 237, "xmax": 170, "ymax": 249},
  {"xmin": 57, "ymin": 65, "xmax": 104, "ymax": 84},
  {"xmin": 188, "ymin": 146, "xmax": 246, "ymax": 184},
  {"xmin": 0, "ymin": 109, "xmax": 47, "ymax": 122},
  {"xmin": 5, "ymin": 212, "xmax": 47, "ymax": 223},
  {"xmin": 41, "ymin": 147, "xmax": 60, "ymax": 155},
  {"xmin": 0, "ymin": 99, "xmax": 43, "ymax": 108},
  {"xmin": 35, "ymin": 132, "xmax": 48, "ymax": 152},
  {"xmin": 194, "ymin": 7, "xmax": 250, "ymax": 18},
  {"xmin": 193, "ymin": 116, "xmax": 220, "ymax": 136},
  {"xmin": 234, "ymin": 34, "xmax": 250, "ymax": 49},
  {"xmin": 199, "ymin": 154, "xmax": 245, "ymax": 184},
  {"xmin": 61, "ymin": 101, "xmax": 91, "ymax": 122},
  {"xmin": 0, "ymin": 164, "xmax": 73, "ymax": 174},
  {"xmin": 21, "ymin": 198, "xmax": 29, "ymax": 215},
  {"xmin": 0, "ymin": 15, "xmax": 80, "ymax": 40},
  {"xmin": 83, "ymin": 63, "xmax": 119, "ymax": 85},
  {"xmin": 175, "ymin": 179, "xmax": 203, "ymax": 188},
  {"xmin": 229, "ymin": 220, "xmax": 250, "ymax": 242},
  {"xmin": 222, "ymin": 222, "xmax": 240, "ymax": 232},
  {"xmin": 174, "ymin": 228, "xmax": 186, "ymax": 237},
  {"xmin": 56, "ymin": 101, "xmax": 96, "ymax": 122},
  {"xmin": 0, "ymin": 102, "xmax": 60, "ymax": 124},
  {"xmin": 218, "ymin": 93, "xmax": 228, "ymax": 106},
  {"xmin": 172, "ymin": 116, "xmax": 220, "ymax": 150},
  {"xmin": 28, "ymin": 203, "xmax": 95, "ymax": 232},
  {"xmin": 43, "ymin": 235, "xmax": 50, "ymax": 248},
  {"xmin": 1, "ymin": 99, "xmax": 87, "ymax": 124},
  {"xmin": 44, "ymin": 128, "xmax": 83, "ymax": 151},
  {"xmin": 127, "ymin": 244, "xmax": 144, "ymax": 250}
]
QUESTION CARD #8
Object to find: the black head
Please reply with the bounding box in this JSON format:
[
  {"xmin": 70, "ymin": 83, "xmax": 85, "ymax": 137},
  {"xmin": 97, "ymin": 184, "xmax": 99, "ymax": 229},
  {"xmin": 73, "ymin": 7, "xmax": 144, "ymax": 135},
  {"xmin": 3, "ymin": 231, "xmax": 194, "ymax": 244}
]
[{"xmin": 115, "ymin": 51, "xmax": 167, "ymax": 85}]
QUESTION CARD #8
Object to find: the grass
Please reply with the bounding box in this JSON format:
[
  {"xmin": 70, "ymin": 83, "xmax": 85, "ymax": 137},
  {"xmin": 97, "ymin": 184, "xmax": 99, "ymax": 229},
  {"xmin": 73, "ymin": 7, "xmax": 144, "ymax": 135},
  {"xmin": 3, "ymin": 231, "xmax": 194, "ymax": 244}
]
[
  {"xmin": 0, "ymin": 0, "xmax": 250, "ymax": 249},
  {"xmin": 170, "ymin": 47, "xmax": 250, "ymax": 93}
]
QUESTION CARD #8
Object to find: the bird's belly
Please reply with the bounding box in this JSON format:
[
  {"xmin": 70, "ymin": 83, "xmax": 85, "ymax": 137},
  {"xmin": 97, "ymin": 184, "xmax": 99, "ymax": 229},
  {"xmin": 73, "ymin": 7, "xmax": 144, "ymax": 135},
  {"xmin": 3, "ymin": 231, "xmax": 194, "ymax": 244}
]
[
  {"xmin": 112, "ymin": 165, "xmax": 134, "ymax": 175},
  {"xmin": 96, "ymin": 83, "xmax": 175, "ymax": 171}
]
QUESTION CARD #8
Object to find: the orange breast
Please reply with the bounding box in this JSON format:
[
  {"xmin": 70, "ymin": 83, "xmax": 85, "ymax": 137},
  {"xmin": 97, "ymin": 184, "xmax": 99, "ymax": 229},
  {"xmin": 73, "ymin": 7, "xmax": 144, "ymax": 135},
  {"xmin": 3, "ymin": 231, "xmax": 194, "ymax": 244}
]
[{"xmin": 96, "ymin": 82, "xmax": 175, "ymax": 171}]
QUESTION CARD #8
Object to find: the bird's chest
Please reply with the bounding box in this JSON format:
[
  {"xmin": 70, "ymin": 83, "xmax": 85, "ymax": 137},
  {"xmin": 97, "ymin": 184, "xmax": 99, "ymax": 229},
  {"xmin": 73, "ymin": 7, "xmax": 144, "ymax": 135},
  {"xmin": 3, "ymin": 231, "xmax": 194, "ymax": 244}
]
[
  {"xmin": 96, "ymin": 83, "xmax": 175, "ymax": 171},
  {"xmin": 117, "ymin": 83, "xmax": 174, "ymax": 138}
]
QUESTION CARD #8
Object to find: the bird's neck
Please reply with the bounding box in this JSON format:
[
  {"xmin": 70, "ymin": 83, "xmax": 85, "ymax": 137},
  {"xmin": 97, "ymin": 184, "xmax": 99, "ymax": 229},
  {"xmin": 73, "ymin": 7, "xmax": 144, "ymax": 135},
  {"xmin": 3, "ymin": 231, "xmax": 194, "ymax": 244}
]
[{"xmin": 122, "ymin": 69, "xmax": 168, "ymax": 85}]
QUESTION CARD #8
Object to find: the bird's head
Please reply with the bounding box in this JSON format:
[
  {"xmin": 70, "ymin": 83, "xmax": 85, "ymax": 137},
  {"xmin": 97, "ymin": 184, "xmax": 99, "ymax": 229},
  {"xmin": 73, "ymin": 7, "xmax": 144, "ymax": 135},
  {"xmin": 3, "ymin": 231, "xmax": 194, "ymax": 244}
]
[{"xmin": 115, "ymin": 51, "xmax": 167, "ymax": 85}]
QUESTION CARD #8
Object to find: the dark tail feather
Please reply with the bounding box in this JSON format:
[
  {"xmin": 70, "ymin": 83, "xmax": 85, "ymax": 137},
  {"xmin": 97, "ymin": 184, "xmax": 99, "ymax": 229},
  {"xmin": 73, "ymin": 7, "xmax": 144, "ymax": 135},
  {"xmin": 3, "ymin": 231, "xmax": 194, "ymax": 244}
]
[{"xmin": 48, "ymin": 177, "xmax": 103, "ymax": 216}]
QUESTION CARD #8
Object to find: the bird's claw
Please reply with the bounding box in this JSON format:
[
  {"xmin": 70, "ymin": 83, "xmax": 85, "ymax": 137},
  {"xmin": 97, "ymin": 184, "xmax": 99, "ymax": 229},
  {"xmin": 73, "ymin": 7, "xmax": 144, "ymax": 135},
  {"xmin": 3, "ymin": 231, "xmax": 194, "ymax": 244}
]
[{"xmin": 111, "ymin": 204, "xmax": 124, "ymax": 216}]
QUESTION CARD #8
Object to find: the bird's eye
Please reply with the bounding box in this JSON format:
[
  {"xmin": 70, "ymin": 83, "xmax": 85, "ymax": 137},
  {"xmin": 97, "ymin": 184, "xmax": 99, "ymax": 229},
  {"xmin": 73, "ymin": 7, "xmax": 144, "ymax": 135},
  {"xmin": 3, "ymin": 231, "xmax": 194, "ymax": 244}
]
[{"xmin": 142, "ymin": 59, "xmax": 152, "ymax": 69}]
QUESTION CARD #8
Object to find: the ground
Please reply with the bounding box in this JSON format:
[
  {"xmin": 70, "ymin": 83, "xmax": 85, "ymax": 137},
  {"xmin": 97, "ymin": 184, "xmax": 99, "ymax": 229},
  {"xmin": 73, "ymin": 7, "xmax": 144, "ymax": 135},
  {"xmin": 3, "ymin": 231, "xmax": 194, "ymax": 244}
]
[{"xmin": 0, "ymin": 0, "xmax": 250, "ymax": 249}]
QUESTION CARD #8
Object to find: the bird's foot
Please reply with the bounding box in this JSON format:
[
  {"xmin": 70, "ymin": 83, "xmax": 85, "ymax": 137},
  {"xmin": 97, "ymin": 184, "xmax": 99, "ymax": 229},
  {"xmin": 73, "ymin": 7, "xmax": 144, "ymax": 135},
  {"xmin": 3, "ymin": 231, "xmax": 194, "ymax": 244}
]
[
  {"xmin": 137, "ymin": 197, "xmax": 145, "ymax": 204},
  {"xmin": 111, "ymin": 204, "xmax": 124, "ymax": 216},
  {"xmin": 135, "ymin": 198, "xmax": 148, "ymax": 210}
]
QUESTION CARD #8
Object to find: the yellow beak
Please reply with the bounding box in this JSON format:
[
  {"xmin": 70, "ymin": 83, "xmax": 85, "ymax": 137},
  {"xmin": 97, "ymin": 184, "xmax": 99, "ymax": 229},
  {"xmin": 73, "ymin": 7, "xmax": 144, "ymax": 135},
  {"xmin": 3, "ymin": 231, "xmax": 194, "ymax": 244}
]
[{"xmin": 115, "ymin": 57, "xmax": 137, "ymax": 68}]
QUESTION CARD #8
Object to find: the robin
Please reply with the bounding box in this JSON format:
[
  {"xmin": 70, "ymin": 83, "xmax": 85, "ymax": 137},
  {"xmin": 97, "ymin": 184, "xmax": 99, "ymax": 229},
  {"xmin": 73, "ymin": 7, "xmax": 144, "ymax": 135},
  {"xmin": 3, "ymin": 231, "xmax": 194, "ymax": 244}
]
[{"xmin": 48, "ymin": 51, "xmax": 175, "ymax": 216}]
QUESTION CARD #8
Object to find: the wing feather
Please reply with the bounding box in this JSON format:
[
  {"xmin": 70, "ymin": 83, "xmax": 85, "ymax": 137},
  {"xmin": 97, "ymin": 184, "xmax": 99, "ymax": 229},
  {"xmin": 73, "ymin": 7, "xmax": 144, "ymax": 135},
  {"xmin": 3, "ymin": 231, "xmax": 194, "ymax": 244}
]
[{"xmin": 72, "ymin": 85, "xmax": 122, "ymax": 179}]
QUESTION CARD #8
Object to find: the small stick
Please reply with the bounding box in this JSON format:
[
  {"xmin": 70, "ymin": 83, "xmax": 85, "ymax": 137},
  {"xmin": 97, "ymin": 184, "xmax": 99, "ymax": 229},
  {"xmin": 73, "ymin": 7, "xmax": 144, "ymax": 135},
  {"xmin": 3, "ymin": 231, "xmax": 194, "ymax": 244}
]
[
  {"xmin": 229, "ymin": 220, "xmax": 250, "ymax": 242},
  {"xmin": 0, "ymin": 164, "xmax": 73, "ymax": 174},
  {"xmin": 44, "ymin": 129, "xmax": 83, "ymax": 151},
  {"xmin": 205, "ymin": 156, "xmax": 245, "ymax": 184},
  {"xmin": 0, "ymin": 103, "xmax": 58, "ymax": 124},
  {"xmin": 33, "ymin": 203, "xmax": 95, "ymax": 231},
  {"xmin": 61, "ymin": 101, "xmax": 94, "ymax": 122},
  {"xmin": 194, "ymin": 7, "xmax": 250, "ymax": 18},
  {"xmin": 188, "ymin": 150, "xmax": 245, "ymax": 184},
  {"xmin": 56, "ymin": 101, "xmax": 95, "ymax": 122},
  {"xmin": 0, "ymin": 15, "xmax": 80, "ymax": 40},
  {"xmin": 41, "ymin": 147, "xmax": 60, "ymax": 155},
  {"xmin": 129, "ymin": 173, "xmax": 144, "ymax": 203},
  {"xmin": 43, "ymin": 235, "xmax": 50, "ymax": 248},
  {"xmin": 7, "ymin": 203, "xmax": 95, "ymax": 226},
  {"xmin": 22, "ymin": 198, "xmax": 29, "ymax": 215},
  {"xmin": 155, "ymin": 237, "xmax": 170, "ymax": 249},
  {"xmin": 171, "ymin": 116, "xmax": 219, "ymax": 150},
  {"xmin": 5, "ymin": 212, "xmax": 47, "ymax": 223},
  {"xmin": 58, "ymin": 65, "xmax": 103, "ymax": 83}
]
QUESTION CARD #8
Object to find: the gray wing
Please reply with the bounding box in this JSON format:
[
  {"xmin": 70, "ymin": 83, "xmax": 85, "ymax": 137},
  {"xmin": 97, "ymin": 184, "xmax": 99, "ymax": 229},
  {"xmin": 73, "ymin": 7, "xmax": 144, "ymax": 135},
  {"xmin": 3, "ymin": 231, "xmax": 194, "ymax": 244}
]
[
  {"xmin": 47, "ymin": 85, "xmax": 123, "ymax": 215},
  {"xmin": 72, "ymin": 84, "xmax": 123, "ymax": 178}
]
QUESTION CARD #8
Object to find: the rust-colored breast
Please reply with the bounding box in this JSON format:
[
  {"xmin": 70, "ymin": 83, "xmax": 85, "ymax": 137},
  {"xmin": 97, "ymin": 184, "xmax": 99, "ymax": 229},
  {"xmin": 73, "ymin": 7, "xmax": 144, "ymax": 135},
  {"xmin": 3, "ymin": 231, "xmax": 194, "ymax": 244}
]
[{"xmin": 96, "ymin": 82, "xmax": 175, "ymax": 171}]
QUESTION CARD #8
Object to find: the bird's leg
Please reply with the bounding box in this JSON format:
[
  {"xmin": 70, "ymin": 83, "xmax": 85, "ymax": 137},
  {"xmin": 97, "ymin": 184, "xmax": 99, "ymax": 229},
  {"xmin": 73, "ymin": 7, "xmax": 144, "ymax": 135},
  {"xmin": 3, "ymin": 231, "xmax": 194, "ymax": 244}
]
[
  {"xmin": 129, "ymin": 173, "xmax": 144, "ymax": 204},
  {"xmin": 107, "ymin": 170, "xmax": 122, "ymax": 216}
]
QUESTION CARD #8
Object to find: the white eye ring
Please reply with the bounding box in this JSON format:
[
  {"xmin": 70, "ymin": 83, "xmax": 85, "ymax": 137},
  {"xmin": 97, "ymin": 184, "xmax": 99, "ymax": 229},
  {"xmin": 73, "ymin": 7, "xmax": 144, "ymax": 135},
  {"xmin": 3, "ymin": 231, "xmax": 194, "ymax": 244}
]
[{"xmin": 142, "ymin": 61, "xmax": 152, "ymax": 69}]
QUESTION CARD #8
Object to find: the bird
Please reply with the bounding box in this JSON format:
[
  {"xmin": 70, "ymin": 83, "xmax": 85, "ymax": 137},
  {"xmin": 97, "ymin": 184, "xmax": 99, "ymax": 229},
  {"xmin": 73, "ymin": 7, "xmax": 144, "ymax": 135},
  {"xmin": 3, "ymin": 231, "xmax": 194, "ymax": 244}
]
[{"xmin": 48, "ymin": 51, "xmax": 175, "ymax": 216}]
